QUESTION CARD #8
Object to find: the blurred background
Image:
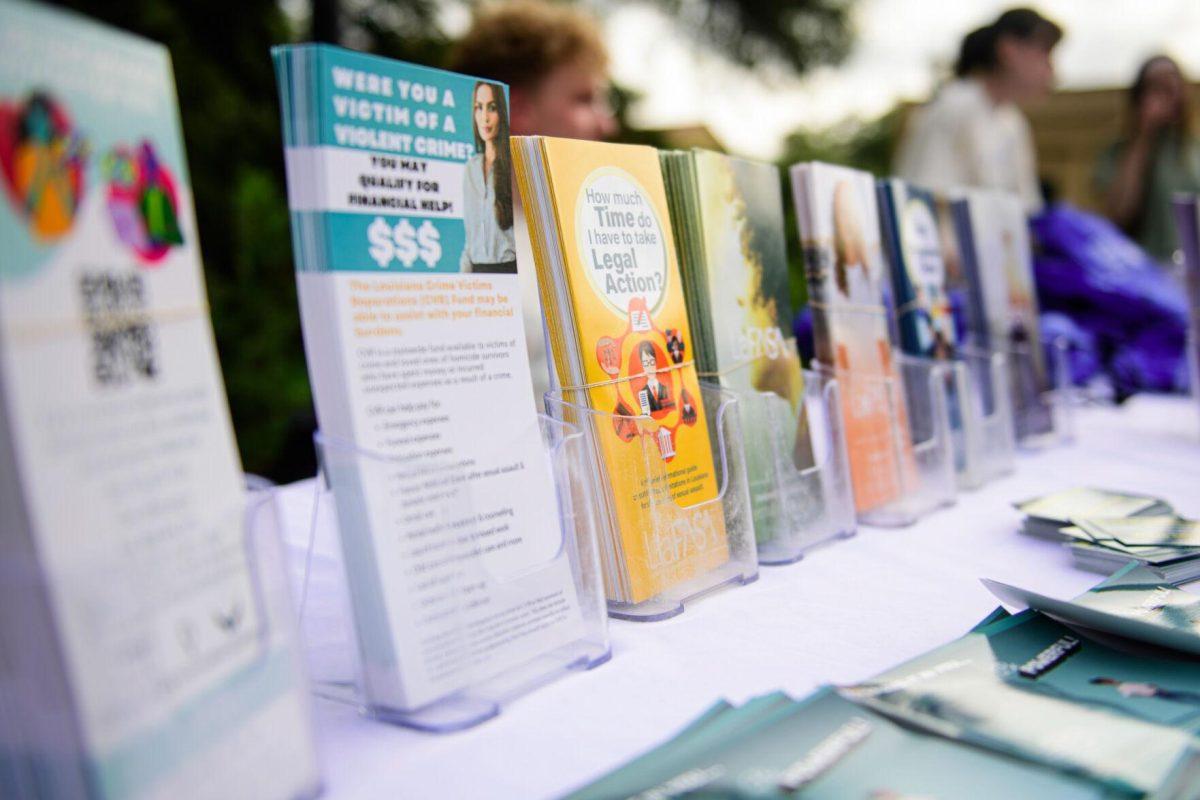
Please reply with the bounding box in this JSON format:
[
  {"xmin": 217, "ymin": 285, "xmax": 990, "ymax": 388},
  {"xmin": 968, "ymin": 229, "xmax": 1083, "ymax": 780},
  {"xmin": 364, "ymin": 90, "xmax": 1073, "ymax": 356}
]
[{"xmin": 47, "ymin": 0, "xmax": 1200, "ymax": 483}]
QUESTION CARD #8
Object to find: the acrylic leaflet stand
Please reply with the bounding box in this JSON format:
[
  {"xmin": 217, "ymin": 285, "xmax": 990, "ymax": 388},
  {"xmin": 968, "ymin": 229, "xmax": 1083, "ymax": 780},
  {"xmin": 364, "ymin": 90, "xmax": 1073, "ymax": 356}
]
[
  {"xmin": 1190, "ymin": 320, "xmax": 1200, "ymax": 433},
  {"xmin": 948, "ymin": 346, "xmax": 1016, "ymax": 490},
  {"xmin": 816, "ymin": 353, "xmax": 957, "ymax": 528},
  {"xmin": 700, "ymin": 366, "xmax": 857, "ymax": 566},
  {"xmin": 295, "ymin": 415, "xmax": 610, "ymax": 732},
  {"xmin": 544, "ymin": 381, "xmax": 758, "ymax": 621},
  {"xmin": 241, "ymin": 490, "xmax": 325, "ymax": 800},
  {"xmin": 1, "ymin": 491, "xmax": 322, "ymax": 800},
  {"xmin": 1002, "ymin": 336, "xmax": 1076, "ymax": 450}
]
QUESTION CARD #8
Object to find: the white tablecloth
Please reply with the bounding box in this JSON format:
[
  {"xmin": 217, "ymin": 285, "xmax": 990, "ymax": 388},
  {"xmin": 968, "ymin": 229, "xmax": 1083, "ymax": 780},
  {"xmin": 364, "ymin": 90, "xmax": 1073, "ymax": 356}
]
[{"xmin": 271, "ymin": 395, "xmax": 1200, "ymax": 800}]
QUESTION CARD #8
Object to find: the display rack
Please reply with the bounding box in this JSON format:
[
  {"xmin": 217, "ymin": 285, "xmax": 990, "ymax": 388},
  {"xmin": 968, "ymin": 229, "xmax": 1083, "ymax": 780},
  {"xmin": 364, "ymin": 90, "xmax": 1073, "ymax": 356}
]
[
  {"xmin": 1004, "ymin": 336, "xmax": 1076, "ymax": 450},
  {"xmin": 293, "ymin": 415, "xmax": 610, "ymax": 732},
  {"xmin": 544, "ymin": 382, "xmax": 758, "ymax": 622},
  {"xmin": 1, "ymin": 491, "xmax": 323, "ymax": 800},
  {"xmin": 1185, "ymin": 319, "xmax": 1195, "ymax": 434},
  {"xmin": 701, "ymin": 367, "xmax": 856, "ymax": 566},
  {"xmin": 1189, "ymin": 320, "xmax": 1200, "ymax": 433},
  {"xmin": 816, "ymin": 354, "xmax": 957, "ymax": 528},
  {"xmin": 950, "ymin": 346, "xmax": 1016, "ymax": 490},
  {"xmin": 242, "ymin": 490, "xmax": 326, "ymax": 800}
]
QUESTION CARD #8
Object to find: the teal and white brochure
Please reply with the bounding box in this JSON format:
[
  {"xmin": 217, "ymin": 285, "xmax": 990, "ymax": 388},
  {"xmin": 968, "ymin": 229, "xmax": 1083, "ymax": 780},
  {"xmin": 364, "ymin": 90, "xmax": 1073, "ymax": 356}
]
[
  {"xmin": 0, "ymin": 2, "xmax": 319, "ymax": 797},
  {"xmin": 273, "ymin": 44, "xmax": 585, "ymax": 710},
  {"xmin": 984, "ymin": 564, "xmax": 1200, "ymax": 656},
  {"xmin": 846, "ymin": 610, "xmax": 1200, "ymax": 797}
]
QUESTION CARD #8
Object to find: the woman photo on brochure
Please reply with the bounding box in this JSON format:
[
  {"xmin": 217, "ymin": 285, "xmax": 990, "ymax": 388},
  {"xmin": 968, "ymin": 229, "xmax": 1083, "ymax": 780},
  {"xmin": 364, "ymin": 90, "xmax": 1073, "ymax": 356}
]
[{"xmin": 460, "ymin": 80, "xmax": 518, "ymax": 273}]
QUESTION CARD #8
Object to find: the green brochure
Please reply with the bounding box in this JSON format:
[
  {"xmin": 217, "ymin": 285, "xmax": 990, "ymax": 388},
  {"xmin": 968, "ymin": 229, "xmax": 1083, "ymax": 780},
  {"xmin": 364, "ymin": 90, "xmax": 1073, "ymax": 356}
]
[
  {"xmin": 565, "ymin": 688, "xmax": 1111, "ymax": 800},
  {"xmin": 676, "ymin": 688, "xmax": 1110, "ymax": 799},
  {"xmin": 661, "ymin": 149, "xmax": 816, "ymax": 548},
  {"xmin": 845, "ymin": 610, "xmax": 1200, "ymax": 797}
]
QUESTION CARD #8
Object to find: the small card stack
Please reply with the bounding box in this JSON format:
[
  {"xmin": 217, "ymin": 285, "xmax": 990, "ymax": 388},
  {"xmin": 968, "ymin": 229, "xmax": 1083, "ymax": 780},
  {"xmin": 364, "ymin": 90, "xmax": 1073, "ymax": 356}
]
[
  {"xmin": 1013, "ymin": 487, "xmax": 1171, "ymax": 541},
  {"xmin": 1066, "ymin": 517, "xmax": 1200, "ymax": 582}
]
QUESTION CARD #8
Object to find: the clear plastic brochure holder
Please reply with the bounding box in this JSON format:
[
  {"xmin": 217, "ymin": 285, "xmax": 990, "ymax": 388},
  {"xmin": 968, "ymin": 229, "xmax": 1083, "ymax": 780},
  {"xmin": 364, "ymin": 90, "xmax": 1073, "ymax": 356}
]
[
  {"xmin": 295, "ymin": 415, "xmax": 610, "ymax": 732},
  {"xmin": 544, "ymin": 381, "xmax": 758, "ymax": 621},
  {"xmin": 1189, "ymin": 321, "xmax": 1200, "ymax": 434},
  {"xmin": 1004, "ymin": 336, "xmax": 1076, "ymax": 450},
  {"xmin": 241, "ymin": 490, "xmax": 325, "ymax": 800},
  {"xmin": 699, "ymin": 367, "xmax": 857, "ymax": 566},
  {"xmin": 815, "ymin": 354, "xmax": 957, "ymax": 528},
  {"xmin": 1, "ymin": 490, "xmax": 322, "ymax": 800},
  {"xmin": 949, "ymin": 346, "xmax": 1017, "ymax": 490}
]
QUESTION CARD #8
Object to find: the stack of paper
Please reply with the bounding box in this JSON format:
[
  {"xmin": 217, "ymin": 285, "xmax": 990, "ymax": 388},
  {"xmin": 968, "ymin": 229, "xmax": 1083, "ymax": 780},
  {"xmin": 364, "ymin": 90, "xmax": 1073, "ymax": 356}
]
[
  {"xmin": 1013, "ymin": 486, "xmax": 1172, "ymax": 541},
  {"xmin": 1065, "ymin": 517, "xmax": 1200, "ymax": 582},
  {"xmin": 566, "ymin": 686, "xmax": 1109, "ymax": 798},
  {"xmin": 0, "ymin": 3, "xmax": 320, "ymax": 796},
  {"xmin": 274, "ymin": 45, "xmax": 589, "ymax": 710},
  {"xmin": 790, "ymin": 162, "xmax": 914, "ymax": 514},
  {"xmin": 512, "ymin": 136, "xmax": 730, "ymax": 605},
  {"xmin": 660, "ymin": 149, "xmax": 815, "ymax": 547}
]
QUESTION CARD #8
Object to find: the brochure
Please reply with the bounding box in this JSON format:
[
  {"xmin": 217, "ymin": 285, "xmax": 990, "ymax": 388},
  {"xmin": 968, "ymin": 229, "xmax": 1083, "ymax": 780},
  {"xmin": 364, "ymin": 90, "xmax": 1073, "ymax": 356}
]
[
  {"xmin": 567, "ymin": 688, "xmax": 1109, "ymax": 799},
  {"xmin": 954, "ymin": 189, "xmax": 1052, "ymax": 438},
  {"xmin": 790, "ymin": 161, "xmax": 913, "ymax": 513},
  {"xmin": 984, "ymin": 564, "xmax": 1200, "ymax": 656},
  {"xmin": 274, "ymin": 44, "xmax": 584, "ymax": 709},
  {"xmin": 0, "ymin": 3, "xmax": 319, "ymax": 797},
  {"xmin": 846, "ymin": 609, "xmax": 1200, "ymax": 796},
  {"xmin": 661, "ymin": 149, "xmax": 815, "ymax": 546},
  {"xmin": 513, "ymin": 136, "xmax": 729, "ymax": 604},
  {"xmin": 877, "ymin": 179, "xmax": 957, "ymax": 360}
]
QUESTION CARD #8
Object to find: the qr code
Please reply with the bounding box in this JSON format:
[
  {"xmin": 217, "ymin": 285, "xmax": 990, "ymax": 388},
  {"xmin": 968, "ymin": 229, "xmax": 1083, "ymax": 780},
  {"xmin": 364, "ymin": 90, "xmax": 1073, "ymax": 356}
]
[{"xmin": 79, "ymin": 272, "xmax": 158, "ymax": 385}]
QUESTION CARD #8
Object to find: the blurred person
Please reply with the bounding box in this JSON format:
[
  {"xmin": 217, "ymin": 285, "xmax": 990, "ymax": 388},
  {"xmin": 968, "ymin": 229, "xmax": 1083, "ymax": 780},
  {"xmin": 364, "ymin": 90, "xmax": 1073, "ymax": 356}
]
[
  {"xmin": 1094, "ymin": 55, "xmax": 1200, "ymax": 262},
  {"xmin": 451, "ymin": 1, "xmax": 617, "ymax": 406},
  {"xmin": 896, "ymin": 8, "xmax": 1063, "ymax": 213}
]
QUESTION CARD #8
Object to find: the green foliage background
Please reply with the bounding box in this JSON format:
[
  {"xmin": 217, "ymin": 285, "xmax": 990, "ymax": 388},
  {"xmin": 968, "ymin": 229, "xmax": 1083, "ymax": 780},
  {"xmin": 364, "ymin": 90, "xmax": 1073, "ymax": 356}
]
[{"xmin": 47, "ymin": 0, "xmax": 875, "ymax": 482}]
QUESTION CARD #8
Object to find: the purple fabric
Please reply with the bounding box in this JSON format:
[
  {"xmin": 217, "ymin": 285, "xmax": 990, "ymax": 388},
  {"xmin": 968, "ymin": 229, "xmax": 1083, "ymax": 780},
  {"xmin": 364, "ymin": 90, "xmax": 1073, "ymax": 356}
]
[{"xmin": 1030, "ymin": 203, "xmax": 1189, "ymax": 398}]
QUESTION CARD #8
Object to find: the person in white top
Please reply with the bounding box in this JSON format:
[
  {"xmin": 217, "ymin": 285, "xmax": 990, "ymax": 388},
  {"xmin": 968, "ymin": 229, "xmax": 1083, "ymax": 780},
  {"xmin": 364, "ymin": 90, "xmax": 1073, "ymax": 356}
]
[
  {"xmin": 895, "ymin": 8, "xmax": 1062, "ymax": 213},
  {"xmin": 451, "ymin": 1, "xmax": 617, "ymax": 409}
]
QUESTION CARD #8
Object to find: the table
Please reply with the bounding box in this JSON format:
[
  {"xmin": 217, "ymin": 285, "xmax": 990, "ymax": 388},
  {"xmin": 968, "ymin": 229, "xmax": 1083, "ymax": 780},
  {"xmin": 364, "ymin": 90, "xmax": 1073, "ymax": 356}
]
[{"xmin": 271, "ymin": 395, "xmax": 1200, "ymax": 800}]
